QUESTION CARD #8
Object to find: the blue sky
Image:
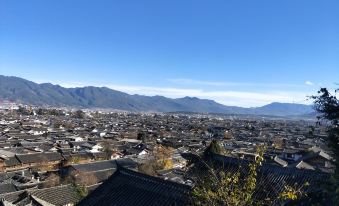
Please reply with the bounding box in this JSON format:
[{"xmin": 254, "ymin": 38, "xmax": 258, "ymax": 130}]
[{"xmin": 0, "ymin": 0, "xmax": 338, "ymax": 107}]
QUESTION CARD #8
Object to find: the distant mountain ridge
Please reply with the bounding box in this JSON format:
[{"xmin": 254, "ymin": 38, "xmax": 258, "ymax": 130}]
[{"xmin": 0, "ymin": 75, "xmax": 314, "ymax": 116}]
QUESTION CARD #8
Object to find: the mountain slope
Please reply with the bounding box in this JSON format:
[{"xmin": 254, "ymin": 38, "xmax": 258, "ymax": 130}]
[
  {"xmin": 0, "ymin": 75, "xmax": 314, "ymax": 116},
  {"xmin": 252, "ymin": 102, "xmax": 314, "ymax": 116}
]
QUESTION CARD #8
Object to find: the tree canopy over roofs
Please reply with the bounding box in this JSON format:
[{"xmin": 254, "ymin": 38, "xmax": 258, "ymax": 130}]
[
  {"xmin": 17, "ymin": 106, "xmax": 33, "ymax": 115},
  {"xmin": 36, "ymin": 108, "xmax": 64, "ymax": 116},
  {"xmin": 73, "ymin": 110, "xmax": 85, "ymax": 119},
  {"xmin": 203, "ymin": 139, "xmax": 225, "ymax": 157},
  {"xmin": 192, "ymin": 143, "xmax": 308, "ymax": 205},
  {"xmin": 193, "ymin": 146, "xmax": 267, "ymax": 205},
  {"xmin": 312, "ymin": 87, "xmax": 339, "ymax": 203},
  {"xmin": 138, "ymin": 145, "xmax": 174, "ymax": 176}
]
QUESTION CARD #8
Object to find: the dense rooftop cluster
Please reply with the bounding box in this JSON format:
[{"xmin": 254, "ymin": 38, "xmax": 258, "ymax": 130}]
[{"xmin": 0, "ymin": 107, "xmax": 333, "ymax": 205}]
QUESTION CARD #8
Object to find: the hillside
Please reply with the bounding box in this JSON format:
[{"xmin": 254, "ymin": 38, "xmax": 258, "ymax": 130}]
[{"xmin": 0, "ymin": 75, "xmax": 314, "ymax": 116}]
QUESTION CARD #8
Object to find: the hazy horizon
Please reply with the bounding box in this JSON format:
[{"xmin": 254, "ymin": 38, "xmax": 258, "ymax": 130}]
[{"xmin": 2, "ymin": 74, "xmax": 316, "ymax": 108}]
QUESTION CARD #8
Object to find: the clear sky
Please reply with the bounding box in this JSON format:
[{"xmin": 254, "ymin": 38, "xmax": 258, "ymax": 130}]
[{"xmin": 0, "ymin": 0, "xmax": 338, "ymax": 107}]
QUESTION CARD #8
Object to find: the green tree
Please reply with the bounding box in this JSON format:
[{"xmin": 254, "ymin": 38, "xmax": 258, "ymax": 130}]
[
  {"xmin": 204, "ymin": 139, "xmax": 224, "ymax": 157},
  {"xmin": 73, "ymin": 110, "xmax": 85, "ymax": 119},
  {"xmin": 36, "ymin": 108, "xmax": 45, "ymax": 115},
  {"xmin": 138, "ymin": 163, "xmax": 156, "ymax": 176},
  {"xmin": 312, "ymin": 87, "xmax": 339, "ymax": 203},
  {"xmin": 192, "ymin": 145, "xmax": 306, "ymax": 205},
  {"xmin": 17, "ymin": 106, "xmax": 31, "ymax": 115},
  {"xmin": 73, "ymin": 183, "xmax": 88, "ymax": 199},
  {"xmin": 101, "ymin": 140, "xmax": 114, "ymax": 160},
  {"xmin": 49, "ymin": 109, "xmax": 61, "ymax": 116},
  {"xmin": 138, "ymin": 145, "xmax": 174, "ymax": 176},
  {"xmin": 137, "ymin": 132, "xmax": 147, "ymax": 142},
  {"xmin": 308, "ymin": 125, "xmax": 315, "ymax": 137},
  {"xmin": 42, "ymin": 173, "xmax": 61, "ymax": 188},
  {"xmin": 153, "ymin": 145, "xmax": 174, "ymax": 170},
  {"xmin": 66, "ymin": 171, "xmax": 98, "ymax": 199},
  {"xmin": 192, "ymin": 146, "xmax": 266, "ymax": 206}
]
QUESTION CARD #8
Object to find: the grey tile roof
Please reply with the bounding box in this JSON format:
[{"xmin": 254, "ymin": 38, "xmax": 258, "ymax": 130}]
[
  {"xmin": 67, "ymin": 159, "xmax": 137, "ymax": 183},
  {"xmin": 0, "ymin": 183, "xmax": 17, "ymax": 194},
  {"xmin": 0, "ymin": 170, "xmax": 31, "ymax": 182},
  {"xmin": 91, "ymin": 170, "xmax": 115, "ymax": 183},
  {"xmin": 16, "ymin": 152, "xmax": 63, "ymax": 164},
  {"xmin": 4, "ymin": 157, "xmax": 20, "ymax": 167},
  {"xmin": 77, "ymin": 167, "xmax": 192, "ymax": 206},
  {"xmin": 28, "ymin": 184, "xmax": 81, "ymax": 206},
  {"xmin": 71, "ymin": 160, "xmax": 117, "ymax": 172},
  {"xmin": 0, "ymin": 185, "xmax": 82, "ymax": 206},
  {"xmin": 64, "ymin": 152, "xmax": 93, "ymax": 161},
  {"xmin": 0, "ymin": 191, "xmax": 27, "ymax": 205}
]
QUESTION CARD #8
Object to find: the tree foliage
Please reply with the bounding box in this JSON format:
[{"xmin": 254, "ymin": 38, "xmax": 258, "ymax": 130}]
[
  {"xmin": 138, "ymin": 145, "xmax": 174, "ymax": 176},
  {"xmin": 192, "ymin": 146, "xmax": 266, "ymax": 206},
  {"xmin": 137, "ymin": 132, "xmax": 147, "ymax": 142},
  {"xmin": 42, "ymin": 173, "xmax": 61, "ymax": 188},
  {"xmin": 153, "ymin": 145, "xmax": 174, "ymax": 170},
  {"xmin": 278, "ymin": 182, "xmax": 309, "ymax": 201},
  {"xmin": 204, "ymin": 139, "xmax": 225, "ymax": 157},
  {"xmin": 192, "ymin": 145, "xmax": 306, "ymax": 205},
  {"xmin": 73, "ymin": 183, "xmax": 88, "ymax": 199},
  {"xmin": 36, "ymin": 108, "xmax": 64, "ymax": 116},
  {"xmin": 138, "ymin": 163, "xmax": 157, "ymax": 176},
  {"xmin": 101, "ymin": 140, "xmax": 114, "ymax": 160},
  {"xmin": 17, "ymin": 106, "xmax": 33, "ymax": 115},
  {"xmin": 65, "ymin": 170, "xmax": 98, "ymax": 186},
  {"xmin": 224, "ymin": 130, "xmax": 233, "ymax": 139},
  {"xmin": 62, "ymin": 170, "xmax": 98, "ymax": 200},
  {"xmin": 312, "ymin": 87, "xmax": 339, "ymax": 203},
  {"xmin": 73, "ymin": 110, "xmax": 85, "ymax": 119}
]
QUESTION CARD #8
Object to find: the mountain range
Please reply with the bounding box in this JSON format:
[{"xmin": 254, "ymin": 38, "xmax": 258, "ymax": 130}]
[{"xmin": 0, "ymin": 75, "xmax": 314, "ymax": 116}]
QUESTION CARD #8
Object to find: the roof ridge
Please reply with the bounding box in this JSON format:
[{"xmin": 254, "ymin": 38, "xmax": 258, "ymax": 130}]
[
  {"xmin": 118, "ymin": 167, "xmax": 191, "ymax": 192},
  {"xmin": 70, "ymin": 159, "xmax": 115, "ymax": 166},
  {"xmin": 0, "ymin": 190, "xmax": 27, "ymax": 197},
  {"xmin": 27, "ymin": 183, "xmax": 73, "ymax": 193}
]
